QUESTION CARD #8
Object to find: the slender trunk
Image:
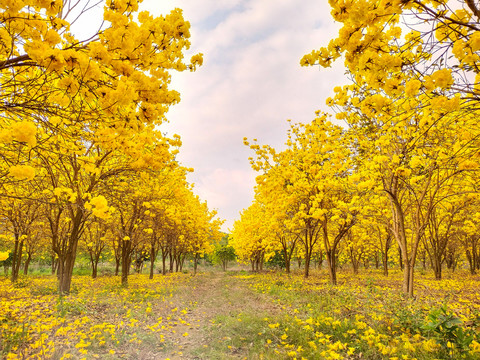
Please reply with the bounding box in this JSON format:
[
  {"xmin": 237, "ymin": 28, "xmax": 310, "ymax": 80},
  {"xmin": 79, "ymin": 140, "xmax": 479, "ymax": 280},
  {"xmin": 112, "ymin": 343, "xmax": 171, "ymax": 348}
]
[
  {"xmin": 162, "ymin": 251, "xmax": 167, "ymax": 275},
  {"xmin": 90, "ymin": 253, "xmax": 97, "ymax": 279},
  {"xmin": 58, "ymin": 248, "xmax": 77, "ymax": 294},
  {"xmin": 51, "ymin": 254, "xmax": 57, "ymax": 274},
  {"xmin": 283, "ymin": 247, "xmax": 290, "ymax": 274},
  {"xmin": 408, "ymin": 260, "xmax": 415, "ymax": 297},
  {"xmin": 398, "ymin": 246, "xmax": 404, "ymax": 270},
  {"xmin": 23, "ymin": 254, "xmax": 32, "ymax": 275},
  {"xmin": 121, "ymin": 239, "xmax": 132, "ymax": 286},
  {"xmin": 304, "ymin": 255, "xmax": 310, "ymax": 278},
  {"xmin": 92, "ymin": 261, "xmax": 98, "ymax": 279},
  {"xmin": 433, "ymin": 255, "xmax": 442, "ymax": 280},
  {"xmin": 466, "ymin": 250, "xmax": 476, "ymax": 275},
  {"xmin": 350, "ymin": 248, "xmax": 360, "ymax": 275},
  {"xmin": 58, "ymin": 211, "xmax": 85, "ymax": 294},
  {"xmin": 326, "ymin": 249, "xmax": 337, "ymax": 285},
  {"xmin": 175, "ymin": 255, "xmax": 180, "ymax": 272},
  {"xmin": 317, "ymin": 251, "xmax": 323, "ymax": 269},
  {"xmin": 11, "ymin": 237, "xmax": 24, "ymax": 282},
  {"xmin": 382, "ymin": 250, "xmax": 389, "ymax": 276},
  {"xmin": 193, "ymin": 253, "xmax": 198, "ymax": 276},
  {"xmin": 402, "ymin": 260, "xmax": 411, "ymax": 295},
  {"xmin": 169, "ymin": 250, "xmax": 174, "ymax": 273},
  {"xmin": 304, "ymin": 230, "xmax": 311, "ymax": 278},
  {"xmin": 115, "ymin": 258, "xmax": 120, "ymax": 276},
  {"xmin": 149, "ymin": 247, "xmax": 156, "ymax": 280},
  {"xmin": 180, "ymin": 253, "xmax": 186, "ymax": 271},
  {"xmin": 57, "ymin": 255, "xmax": 64, "ymax": 281}
]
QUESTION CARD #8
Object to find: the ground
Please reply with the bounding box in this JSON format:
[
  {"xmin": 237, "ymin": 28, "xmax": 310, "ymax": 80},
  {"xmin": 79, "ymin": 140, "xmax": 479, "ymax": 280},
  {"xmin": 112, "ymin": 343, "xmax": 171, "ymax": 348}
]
[
  {"xmin": 3, "ymin": 267, "xmax": 480, "ymax": 359},
  {"xmin": 158, "ymin": 270, "xmax": 282, "ymax": 360}
]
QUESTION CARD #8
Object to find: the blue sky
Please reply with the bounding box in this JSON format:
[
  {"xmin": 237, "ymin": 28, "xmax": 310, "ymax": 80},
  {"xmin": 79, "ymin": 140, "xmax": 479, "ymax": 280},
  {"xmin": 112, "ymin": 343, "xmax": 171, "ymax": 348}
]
[{"xmin": 77, "ymin": 0, "xmax": 345, "ymax": 231}]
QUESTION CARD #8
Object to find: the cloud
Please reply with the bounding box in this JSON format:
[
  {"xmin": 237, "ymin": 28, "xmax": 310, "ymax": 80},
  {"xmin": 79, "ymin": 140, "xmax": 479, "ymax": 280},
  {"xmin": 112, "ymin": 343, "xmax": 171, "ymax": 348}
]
[
  {"xmin": 141, "ymin": 0, "xmax": 345, "ymax": 231},
  {"xmin": 193, "ymin": 168, "xmax": 256, "ymax": 231}
]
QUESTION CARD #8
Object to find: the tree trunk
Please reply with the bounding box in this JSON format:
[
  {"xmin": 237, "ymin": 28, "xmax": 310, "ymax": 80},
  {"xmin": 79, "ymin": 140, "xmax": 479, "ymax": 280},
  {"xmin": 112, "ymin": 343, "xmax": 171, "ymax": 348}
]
[
  {"xmin": 374, "ymin": 252, "xmax": 380, "ymax": 269},
  {"xmin": 115, "ymin": 258, "xmax": 120, "ymax": 276},
  {"xmin": 149, "ymin": 246, "xmax": 156, "ymax": 280},
  {"xmin": 57, "ymin": 211, "xmax": 85, "ymax": 294},
  {"xmin": 121, "ymin": 239, "xmax": 132, "ymax": 286},
  {"xmin": 317, "ymin": 251, "xmax": 323, "ymax": 269},
  {"xmin": 23, "ymin": 254, "xmax": 32, "ymax": 275},
  {"xmin": 92, "ymin": 261, "xmax": 98, "ymax": 279},
  {"xmin": 51, "ymin": 254, "xmax": 57, "ymax": 274},
  {"xmin": 433, "ymin": 255, "xmax": 442, "ymax": 280},
  {"xmin": 398, "ymin": 246, "xmax": 404, "ymax": 270},
  {"xmin": 326, "ymin": 249, "xmax": 337, "ymax": 285},
  {"xmin": 162, "ymin": 251, "xmax": 167, "ymax": 275},
  {"xmin": 193, "ymin": 253, "xmax": 198, "ymax": 276},
  {"xmin": 408, "ymin": 260, "xmax": 415, "ymax": 296},
  {"xmin": 303, "ymin": 230, "xmax": 312, "ymax": 278},
  {"xmin": 304, "ymin": 255, "xmax": 310, "ymax": 278},
  {"xmin": 382, "ymin": 250, "xmax": 389, "ymax": 276},
  {"xmin": 90, "ymin": 253, "xmax": 99, "ymax": 279},
  {"xmin": 11, "ymin": 237, "xmax": 24, "ymax": 282},
  {"xmin": 58, "ymin": 248, "xmax": 77, "ymax": 294},
  {"xmin": 466, "ymin": 250, "xmax": 476, "ymax": 275},
  {"xmin": 283, "ymin": 247, "xmax": 290, "ymax": 274},
  {"xmin": 169, "ymin": 250, "xmax": 174, "ymax": 273},
  {"xmin": 180, "ymin": 253, "xmax": 186, "ymax": 271}
]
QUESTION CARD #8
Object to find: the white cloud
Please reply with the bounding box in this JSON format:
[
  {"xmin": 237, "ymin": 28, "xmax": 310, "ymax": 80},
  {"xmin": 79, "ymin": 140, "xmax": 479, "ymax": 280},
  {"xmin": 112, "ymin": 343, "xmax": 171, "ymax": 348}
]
[
  {"xmin": 140, "ymin": 0, "xmax": 345, "ymax": 231},
  {"xmin": 193, "ymin": 168, "xmax": 256, "ymax": 230}
]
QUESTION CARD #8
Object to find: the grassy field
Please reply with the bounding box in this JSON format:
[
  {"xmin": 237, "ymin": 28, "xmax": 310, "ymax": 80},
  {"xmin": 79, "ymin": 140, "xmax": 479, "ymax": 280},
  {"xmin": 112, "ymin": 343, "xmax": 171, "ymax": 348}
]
[{"xmin": 1, "ymin": 268, "xmax": 480, "ymax": 359}]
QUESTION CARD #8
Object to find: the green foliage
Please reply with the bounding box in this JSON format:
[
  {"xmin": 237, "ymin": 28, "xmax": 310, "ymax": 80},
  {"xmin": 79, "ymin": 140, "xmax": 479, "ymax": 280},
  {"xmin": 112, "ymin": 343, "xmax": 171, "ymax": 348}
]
[
  {"xmin": 212, "ymin": 241, "xmax": 236, "ymax": 271},
  {"xmin": 423, "ymin": 305, "xmax": 477, "ymax": 358},
  {"xmin": 265, "ymin": 250, "xmax": 286, "ymax": 269}
]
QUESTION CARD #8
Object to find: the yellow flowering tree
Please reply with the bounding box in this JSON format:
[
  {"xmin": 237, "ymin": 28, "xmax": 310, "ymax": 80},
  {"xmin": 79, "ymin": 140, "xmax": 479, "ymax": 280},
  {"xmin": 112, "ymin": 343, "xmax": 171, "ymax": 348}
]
[
  {"xmin": 0, "ymin": 0, "xmax": 202, "ymax": 293},
  {"xmin": 0, "ymin": 188, "xmax": 42, "ymax": 282},
  {"xmin": 81, "ymin": 219, "xmax": 109, "ymax": 279},
  {"xmin": 302, "ymin": 0, "xmax": 480, "ymax": 295},
  {"xmin": 231, "ymin": 201, "xmax": 276, "ymax": 271},
  {"xmin": 245, "ymin": 115, "xmax": 359, "ymax": 284}
]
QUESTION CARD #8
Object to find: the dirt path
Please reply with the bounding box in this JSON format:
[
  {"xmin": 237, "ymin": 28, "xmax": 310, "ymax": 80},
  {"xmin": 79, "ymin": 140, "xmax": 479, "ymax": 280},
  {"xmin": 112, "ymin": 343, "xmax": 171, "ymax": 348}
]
[{"xmin": 158, "ymin": 271, "xmax": 281, "ymax": 360}]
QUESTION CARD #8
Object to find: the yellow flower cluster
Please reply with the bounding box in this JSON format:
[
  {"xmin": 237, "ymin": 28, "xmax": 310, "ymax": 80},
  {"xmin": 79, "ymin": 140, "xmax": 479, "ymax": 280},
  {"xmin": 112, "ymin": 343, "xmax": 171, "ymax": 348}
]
[
  {"xmin": 236, "ymin": 269, "xmax": 480, "ymax": 359},
  {"xmin": 8, "ymin": 165, "xmax": 36, "ymax": 181},
  {"xmin": 1, "ymin": 273, "xmax": 193, "ymax": 359},
  {"xmin": 85, "ymin": 195, "xmax": 114, "ymax": 219},
  {"xmin": 0, "ymin": 251, "xmax": 9, "ymax": 261}
]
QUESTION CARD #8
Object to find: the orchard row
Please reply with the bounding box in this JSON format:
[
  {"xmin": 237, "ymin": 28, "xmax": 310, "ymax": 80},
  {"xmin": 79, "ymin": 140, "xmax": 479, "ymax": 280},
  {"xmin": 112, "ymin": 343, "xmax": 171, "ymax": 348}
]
[
  {"xmin": 0, "ymin": 0, "xmax": 221, "ymax": 293},
  {"xmin": 232, "ymin": 0, "xmax": 480, "ymax": 296}
]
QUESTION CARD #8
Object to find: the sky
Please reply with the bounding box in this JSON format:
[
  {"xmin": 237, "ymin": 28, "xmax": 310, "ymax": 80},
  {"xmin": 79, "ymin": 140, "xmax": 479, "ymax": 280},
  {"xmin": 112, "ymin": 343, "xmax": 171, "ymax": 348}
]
[
  {"xmin": 139, "ymin": 0, "xmax": 345, "ymax": 232},
  {"xmin": 77, "ymin": 0, "xmax": 345, "ymax": 232}
]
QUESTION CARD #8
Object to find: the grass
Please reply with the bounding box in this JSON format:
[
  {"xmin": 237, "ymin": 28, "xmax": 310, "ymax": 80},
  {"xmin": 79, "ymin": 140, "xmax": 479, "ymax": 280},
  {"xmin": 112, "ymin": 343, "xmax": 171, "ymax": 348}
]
[{"xmin": 1, "ymin": 267, "xmax": 480, "ymax": 359}]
